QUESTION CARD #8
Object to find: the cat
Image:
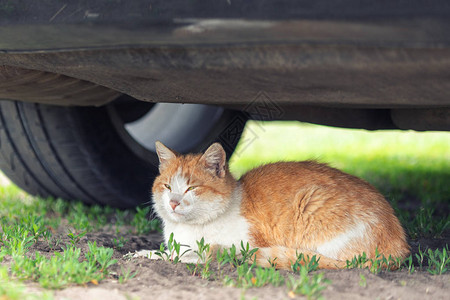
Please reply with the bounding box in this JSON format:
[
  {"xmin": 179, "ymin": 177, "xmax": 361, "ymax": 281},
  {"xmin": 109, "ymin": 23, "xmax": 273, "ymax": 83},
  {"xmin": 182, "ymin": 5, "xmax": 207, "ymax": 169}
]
[{"xmin": 141, "ymin": 141, "xmax": 410, "ymax": 269}]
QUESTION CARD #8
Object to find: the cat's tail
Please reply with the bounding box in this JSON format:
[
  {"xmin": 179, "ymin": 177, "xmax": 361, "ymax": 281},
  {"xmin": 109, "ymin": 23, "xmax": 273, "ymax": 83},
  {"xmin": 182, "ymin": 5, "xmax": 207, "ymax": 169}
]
[{"xmin": 254, "ymin": 246, "xmax": 347, "ymax": 270}]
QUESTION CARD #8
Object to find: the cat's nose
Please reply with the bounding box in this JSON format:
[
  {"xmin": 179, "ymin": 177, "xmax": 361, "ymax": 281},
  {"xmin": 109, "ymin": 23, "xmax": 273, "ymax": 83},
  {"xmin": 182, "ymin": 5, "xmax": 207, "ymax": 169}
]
[{"xmin": 169, "ymin": 199, "xmax": 180, "ymax": 211}]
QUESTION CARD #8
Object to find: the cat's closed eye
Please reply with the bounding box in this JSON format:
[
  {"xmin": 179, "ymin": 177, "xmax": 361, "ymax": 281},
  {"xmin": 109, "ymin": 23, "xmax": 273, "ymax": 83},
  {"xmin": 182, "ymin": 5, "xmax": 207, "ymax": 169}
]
[{"xmin": 185, "ymin": 186, "xmax": 196, "ymax": 193}]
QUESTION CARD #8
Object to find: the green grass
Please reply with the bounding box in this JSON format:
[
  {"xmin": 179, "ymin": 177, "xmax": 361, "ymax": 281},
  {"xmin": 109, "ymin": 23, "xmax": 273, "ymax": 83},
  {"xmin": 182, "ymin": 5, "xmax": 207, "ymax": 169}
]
[
  {"xmin": 397, "ymin": 207, "xmax": 449, "ymax": 239},
  {"xmin": 286, "ymin": 269, "xmax": 330, "ymax": 300},
  {"xmin": 421, "ymin": 245, "xmax": 450, "ymax": 275},
  {"xmin": 184, "ymin": 239, "xmax": 328, "ymax": 298},
  {"xmin": 223, "ymin": 263, "xmax": 285, "ymax": 289},
  {"xmin": 0, "ymin": 121, "xmax": 449, "ymax": 298},
  {"xmin": 230, "ymin": 121, "xmax": 449, "ymax": 205},
  {"xmin": 10, "ymin": 243, "xmax": 116, "ymax": 289},
  {"xmin": 0, "ymin": 266, "xmax": 54, "ymax": 300},
  {"xmin": 344, "ymin": 245, "xmax": 450, "ymax": 275},
  {"xmin": 118, "ymin": 266, "xmax": 138, "ymax": 284},
  {"xmin": 0, "ymin": 181, "xmax": 160, "ymax": 293}
]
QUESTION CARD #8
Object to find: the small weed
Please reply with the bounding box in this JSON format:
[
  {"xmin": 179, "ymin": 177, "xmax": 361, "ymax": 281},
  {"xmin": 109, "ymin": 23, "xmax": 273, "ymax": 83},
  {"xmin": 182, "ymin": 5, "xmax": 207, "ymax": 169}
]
[
  {"xmin": 52, "ymin": 198, "xmax": 70, "ymax": 216},
  {"xmin": 346, "ymin": 252, "xmax": 368, "ymax": 269},
  {"xmin": 88, "ymin": 205, "xmax": 110, "ymax": 229},
  {"xmin": 403, "ymin": 255, "xmax": 415, "ymax": 274},
  {"xmin": 0, "ymin": 225, "xmax": 35, "ymax": 255},
  {"xmin": 345, "ymin": 250, "xmax": 394, "ymax": 274},
  {"xmin": 399, "ymin": 208, "xmax": 449, "ymax": 239},
  {"xmin": 114, "ymin": 209, "xmax": 129, "ymax": 233},
  {"xmin": 85, "ymin": 241, "xmax": 118, "ymax": 275},
  {"xmin": 217, "ymin": 245, "xmax": 236, "ymax": 268},
  {"xmin": 67, "ymin": 229, "xmax": 87, "ymax": 247},
  {"xmin": 416, "ymin": 245, "xmax": 425, "ymax": 270},
  {"xmin": 21, "ymin": 215, "xmax": 47, "ymax": 242},
  {"xmin": 359, "ymin": 273, "xmax": 367, "ymax": 288},
  {"xmin": 112, "ymin": 236, "xmax": 129, "ymax": 250},
  {"xmin": 131, "ymin": 207, "xmax": 161, "ymax": 234},
  {"xmin": 118, "ymin": 266, "xmax": 138, "ymax": 284},
  {"xmin": 187, "ymin": 259, "xmax": 213, "ymax": 280},
  {"xmin": 224, "ymin": 263, "xmax": 284, "ymax": 288},
  {"xmin": 192, "ymin": 238, "xmax": 210, "ymax": 263},
  {"xmin": 67, "ymin": 203, "xmax": 92, "ymax": 232},
  {"xmin": 187, "ymin": 238, "xmax": 213, "ymax": 279},
  {"xmin": 267, "ymin": 257, "xmax": 278, "ymax": 268},
  {"xmin": 291, "ymin": 252, "xmax": 320, "ymax": 274},
  {"xmin": 217, "ymin": 242, "xmax": 259, "ymax": 268},
  {"xmin": 393, "ymin": 256, "xmax": 404, "ymax": 270},
  {"xmin": 286, "ymin": 267, "xmax": 330, "ymax": 300},
  {"xmin": 216, "ymin": 248, "xmax": 230, "ymax": 279},
  {"xmin": 252, "ymin": 266, "xmax": 285, "ymax": 287},
  {"xmin": 155, "ymin": 233, "xmax": 190, "ymax": 263},
  {"xmin": 239, "ymin": 242, "xmax": 259, "ymax": 265},
  {"xmin": 369, "ymin": 249, "xmax": 385, "ymax": 274},
  {"xmin": 426, "ymin": 245, "xmax": 449, "ymax": 275},
  {"xmin": 45, "ymin": 232, "xmax": 62, "ymax": 251}
]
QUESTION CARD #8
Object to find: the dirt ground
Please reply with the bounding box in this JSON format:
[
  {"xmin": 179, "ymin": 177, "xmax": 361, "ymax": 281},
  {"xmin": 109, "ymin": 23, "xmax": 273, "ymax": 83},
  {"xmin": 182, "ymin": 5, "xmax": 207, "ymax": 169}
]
[{"xmin": 17, "ymin": 229, "xmax": 449, "ymax": 300}]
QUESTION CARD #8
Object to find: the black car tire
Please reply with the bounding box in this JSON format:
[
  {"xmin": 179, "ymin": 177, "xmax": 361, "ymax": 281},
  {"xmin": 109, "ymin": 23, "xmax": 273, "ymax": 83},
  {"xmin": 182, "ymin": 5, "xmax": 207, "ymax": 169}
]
[{"xmin": 0, "ymin": 99, "xmax": 245, "ymax": 208}]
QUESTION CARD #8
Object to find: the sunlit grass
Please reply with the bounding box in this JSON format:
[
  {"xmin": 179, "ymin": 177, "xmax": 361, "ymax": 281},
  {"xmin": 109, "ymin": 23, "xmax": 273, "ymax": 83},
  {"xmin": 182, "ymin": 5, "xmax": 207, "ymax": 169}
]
[{"xmin": 230, "ymin": 121, "xmax": 450, "ymax": 206}]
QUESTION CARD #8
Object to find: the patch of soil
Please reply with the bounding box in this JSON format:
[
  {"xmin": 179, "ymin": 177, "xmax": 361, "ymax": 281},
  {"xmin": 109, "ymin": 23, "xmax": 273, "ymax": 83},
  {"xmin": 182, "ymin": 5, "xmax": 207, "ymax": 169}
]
[{"xmin": 15, "ymin": 228, "xmax": 450, "ymax": 300}]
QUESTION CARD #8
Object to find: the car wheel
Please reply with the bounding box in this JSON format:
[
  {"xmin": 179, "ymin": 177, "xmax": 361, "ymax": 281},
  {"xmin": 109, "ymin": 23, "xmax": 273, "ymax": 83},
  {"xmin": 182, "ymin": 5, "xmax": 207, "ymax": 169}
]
[{"xmin": 0, "ymin": 97, "xmax": 245, "ymax": 208}]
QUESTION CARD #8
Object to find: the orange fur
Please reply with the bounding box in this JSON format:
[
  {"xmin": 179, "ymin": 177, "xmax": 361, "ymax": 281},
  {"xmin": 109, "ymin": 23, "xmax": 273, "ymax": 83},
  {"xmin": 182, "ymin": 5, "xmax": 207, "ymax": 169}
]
[
  {"xmin": 152, "ymin": 143, "xmax": 410, "ymax": 270},
  {"xmin": 240, "ymin": 162, "xmax": 410, "ymax": 268}
]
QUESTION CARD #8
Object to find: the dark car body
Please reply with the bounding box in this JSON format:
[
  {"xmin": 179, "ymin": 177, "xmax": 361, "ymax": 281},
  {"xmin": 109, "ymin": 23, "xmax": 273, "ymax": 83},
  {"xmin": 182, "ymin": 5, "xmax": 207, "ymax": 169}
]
[
  {"xmin": 0, "ymin": 1, "xmax": 449, "ymax": 207},
  {"xmin": 1, "ymin": 0, "xmax": 449, "ymax": 130}
]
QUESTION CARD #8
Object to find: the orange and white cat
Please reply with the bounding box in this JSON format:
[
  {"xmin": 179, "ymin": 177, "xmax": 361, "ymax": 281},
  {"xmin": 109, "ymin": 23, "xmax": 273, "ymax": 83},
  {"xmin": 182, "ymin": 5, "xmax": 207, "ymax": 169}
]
[{"xmin": 143, "ymin": 141, "xmax": 409, "ymax": 269}]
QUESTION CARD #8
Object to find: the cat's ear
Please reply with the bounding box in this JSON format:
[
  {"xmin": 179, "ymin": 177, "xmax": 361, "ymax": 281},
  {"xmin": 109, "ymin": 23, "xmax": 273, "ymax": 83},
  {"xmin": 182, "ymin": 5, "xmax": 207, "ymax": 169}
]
[
  {"xmin": 155, "ymin": 141, "xmax": 177, "ymax": 171},
  {"xmin": 200, "ymin": 143, "xmax": 226, "ymax": 178}
]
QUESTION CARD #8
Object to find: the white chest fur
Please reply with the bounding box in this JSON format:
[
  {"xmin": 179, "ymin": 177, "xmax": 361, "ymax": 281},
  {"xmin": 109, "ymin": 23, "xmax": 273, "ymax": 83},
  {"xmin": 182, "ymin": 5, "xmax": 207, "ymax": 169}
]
[{"xmin": 163, "ymin": 202, "xmax": 250, "ymax": 260}]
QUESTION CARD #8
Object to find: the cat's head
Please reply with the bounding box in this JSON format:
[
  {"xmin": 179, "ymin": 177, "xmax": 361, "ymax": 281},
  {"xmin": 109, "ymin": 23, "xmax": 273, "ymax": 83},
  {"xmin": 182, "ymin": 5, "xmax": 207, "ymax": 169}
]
[{"xmin": 152, "ymin": 141, "xmax": 237, "ymax": 225}]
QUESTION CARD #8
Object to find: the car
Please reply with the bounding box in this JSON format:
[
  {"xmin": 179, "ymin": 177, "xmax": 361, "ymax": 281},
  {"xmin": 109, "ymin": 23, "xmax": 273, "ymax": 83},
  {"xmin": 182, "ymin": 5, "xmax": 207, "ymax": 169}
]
[{"xmin": 0, "ymin": 0, "xmax": 449, "ymax": 208}]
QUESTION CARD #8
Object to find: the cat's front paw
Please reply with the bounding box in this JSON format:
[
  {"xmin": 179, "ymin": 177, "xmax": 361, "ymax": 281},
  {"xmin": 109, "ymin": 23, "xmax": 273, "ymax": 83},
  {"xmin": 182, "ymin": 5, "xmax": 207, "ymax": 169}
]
[
  {"xmin": 131, "ymin": 249, "xmax": 161, "ymax": 260},
  {"xmin": 177, "ymin": 252, "xmax": 199, "ymax": 264}
]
